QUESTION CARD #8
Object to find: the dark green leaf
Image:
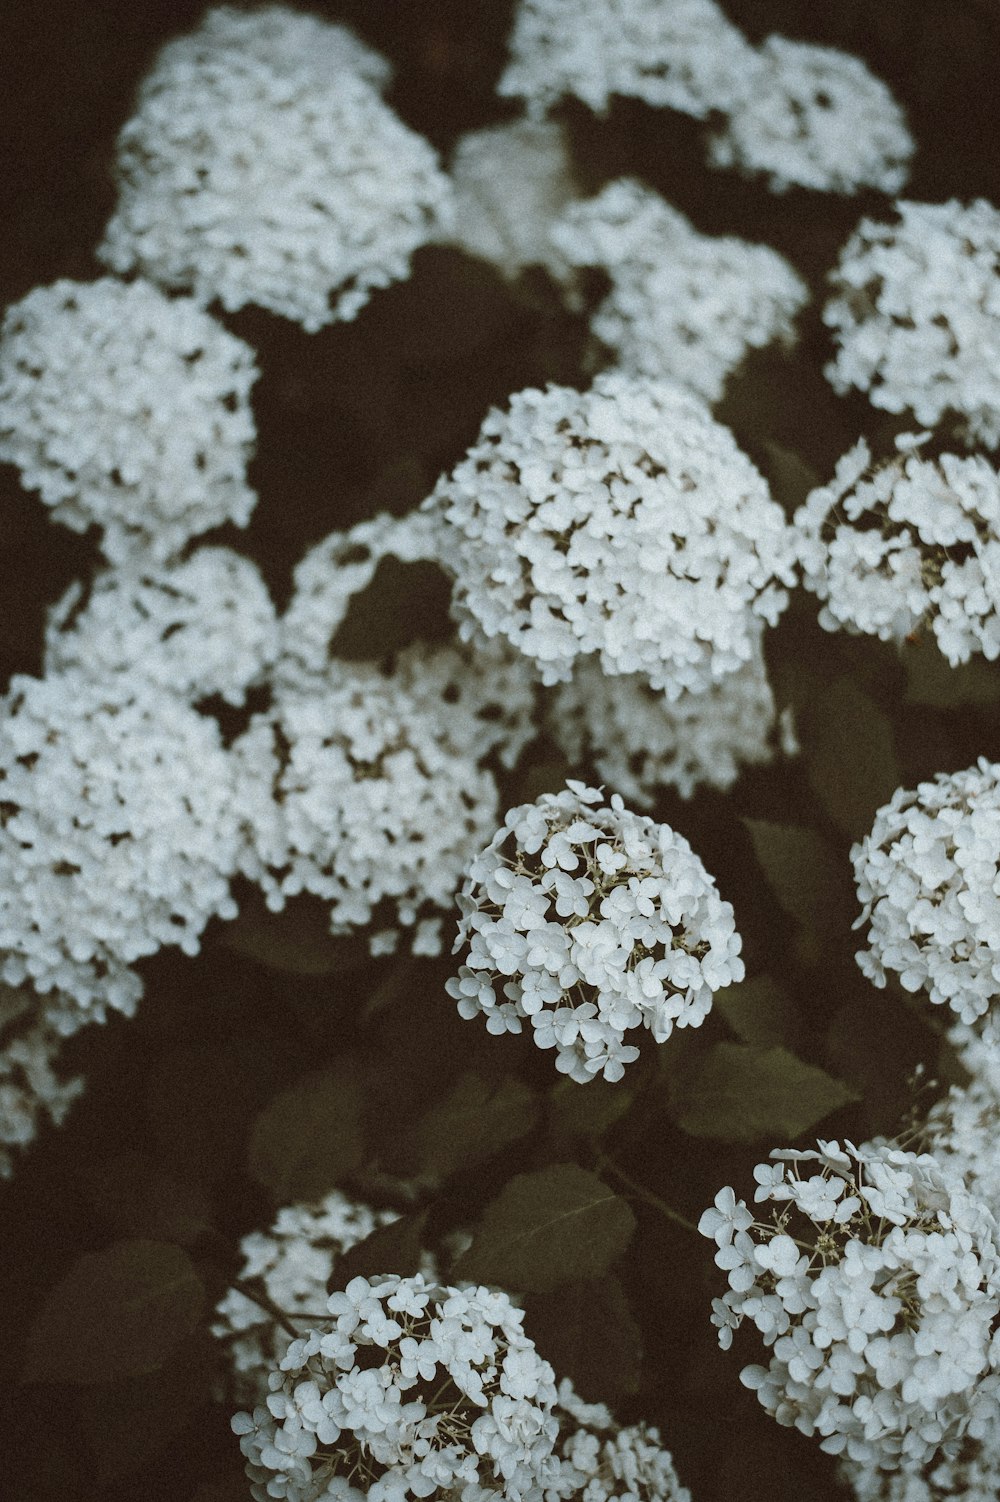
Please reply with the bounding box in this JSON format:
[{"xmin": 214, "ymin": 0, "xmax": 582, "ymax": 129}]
[
  {"xmin": 761, "ymin": 441, "xmax": 821, "ymax": 516},
  {"xmin": 524, "ymin": 1276, "xmax": 641, "ymax": 1404},
  {"xmin": 803, "ymin": 677, "xmax": 900, "ymax": 840},
  {"xmin": 904, "ymin": 640, "xmax": 1000, "ymax": 708},
  {"xmin": 743, "ymin": 818, "xmax": 852, "ymax": 963},
  {"xmin": 452, "ymin": 1163, "xmax": 636, "ymax": 1293},
  {"xmin": 713, "ymin": 975, "xmax": 798, "ymax": 1048},
  {"xmin": 23, "ymin": 1240, "xmax": 205, "ymax": 1385},
  {"xmin": 396, "ymin": 1073, "xmax": 539, "ymax": 1181},
  {"xmin": 80, "ymin": 1151, "xmax": 212, "ymax": 1248},
  {"xmin": 547, "ymin": 1075, "xmax": 634, "ymax": 1144},
  {"xmin": 331, "ymin": 1210, "xmax": 429, "ymax": 1292},
  {"xmin": 671, "ymin": 1043, "xmax": 857, "ymax": 1142},
  {"xmin": 248, "ymin": 1066, "xmax": 365, "ymax": 1202}
]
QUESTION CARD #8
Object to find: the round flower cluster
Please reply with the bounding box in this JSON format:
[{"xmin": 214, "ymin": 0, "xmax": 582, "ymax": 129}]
[
  {"xmin": 0, "ymin": 984, "xmax": 84, "ymax": 1179},
  {"xmin": 44, "ymin": 548, "xmax": 279, "ymax": 706},
  {"xmin": 447, "ymin": 118, "xmax": 578, "ymax": 284},
  {"xmin": 550, "ymin": 177, "xmax": 808, "ymax": 402},
  {"xmin": 424, "ymin": 372, "xmax": 797, "ymax": 696},
  {"xmin": 795, "ymin": 437, "xmax": 1000, "ymax": 665},
  {"xmin": 231, "ymin": 1273, "xmax": 560, "ymax": 1502},
  {"xmin": 0, "ymin": 670, "xmax": 245, "ymax": 1028},
  {"xmin": 852, "ymin": 760, "xmax": 1000, "ymax": 1027},
  {"xmin": 0, "ymin": 277, "xmax": 258, "ymax": 563},
  {"xmin": 234, "ymin": 653, "xmax": 510, "ymax": 957},
  {"xmin": 707, "ymin": 37, "xmax": 913, "ymax": 195},
  {"xmin": 546, "ymin": 639, "xmax": 779, "ymax": 807},
  {"xmin": 825, "ymin": 199, "xmax": 1000, "ymax": 450},
  {"xmin": 700, "ymin": 1139, "xmax": 1000, "ymax": 1469},
  {"xmin": 447, "ymin": 782, "xmax": 744, "ymax": 1083},
  {"xmin": 98, "ymin": 5, "xmax": 452, "ymax": 330},
  {"xmin": 498, "ymin": 0, "xmax": 758, "ymax": 120},
  {"xmin": 925, "ymin": 1080, "xmax": 1000, "ymax": 1228},
  {"xmin": 553, "ymin": 1382, "xmax": 690, "ymax": 1502},
  {"xmin": 213, "ymin": 1191, "xmax": 400, "ymax": 1403}
]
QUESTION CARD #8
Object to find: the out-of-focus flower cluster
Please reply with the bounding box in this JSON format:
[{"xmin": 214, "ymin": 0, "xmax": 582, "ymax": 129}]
[
  {"xmin": 447, "ymin": 782, "xmax": 743, "ymax": 1083},
  {"xmin": 796, "ymin": 437, "xmax": 1000, "ymax": 665}
]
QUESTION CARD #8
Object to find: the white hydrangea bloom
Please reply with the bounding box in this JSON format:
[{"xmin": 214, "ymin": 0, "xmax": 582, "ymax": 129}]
[
  {"xmin": 231, "ymin": 1273, "xmax": 561, "ymax": 1502},
  {"xmin": 852, "ymin": 761, "xmax": 1000, "ymax": 1027},
  {"xmin": 844, "ymin": 1436, "xmax": 1000, "ymax": 1502},
  {"xmin": 825, "ymin": 200, "xmax": 1000, "ymax": 449},
  {"xmin": 448, "ymin": 117, "xmax": 578, "ymax": 282},
  {"xmin": 44, "ymin": 548, "xmax": 278, "ymax": 706},
  {"xmin": 234, "ymin": 654, "xmax": 510, "ymax": 956},
  {"xmin": 701, "ymin": 1140, "xmax": 1000, "ymax": 1471},
  {"xmin": 553, "ymin": 1381, "xmax": 690, "ymax": 1502},
  {"xmin": 214, "ymin": 1191, "xmax": 400, "ymax": 1404},
  {"xmin": 547, "ymin": 636, "xmax": 778, "ymax": 807},
  {"xmin": 0, "ymin": 277, "xmax": 258, "ymax": 563},
  {"xmin": 0, "ymin": 671, "xmax": 245, "ymax": 1029},
  {"xmin": 424, "ymin": 372, "xmax": 796, "ymax": 696},
  {"xmin": 708, "ymin": 37, "xmax": 913, "ymax": 195},
  {"xmin": 550, "ymin": 178, "xmax": 808, "ymax": 402},
  {"xmin": 277, "ymin": 511, "xmax": 442, "ymax": 682},
  {"xmin": 796, "ymin": 436, "xmax": 1000, "ymax": 665},
  {"xmin": 0, "ymin": 984, "xmax": 84, "ymax": 1178},
  {"xmin": 447, "ymin": 782, "xmax": 743, "ymax": 1083},
  {"xmin": 498, "ymin": 0, "xmax": 758, "ymax": 120},
  {"xmin": 98, "ymin": 5, "xmax": 452, "ymax": 330}
]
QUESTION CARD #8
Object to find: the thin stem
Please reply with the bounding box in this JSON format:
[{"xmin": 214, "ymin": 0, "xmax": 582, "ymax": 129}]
[
  {"xmin": 596, "ymin": 1155, "xmax": 699, "ymax": 1237},
  {"xmin": 231, "ymin": 1278, "xmax": 303, "ymax": 1340}
]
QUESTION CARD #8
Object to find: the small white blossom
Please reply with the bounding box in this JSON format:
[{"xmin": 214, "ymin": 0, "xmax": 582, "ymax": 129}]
[
  {"xmin": 550, "ymin": 1379, "xmax": 690, "ymax": 1502},
  {"xmin": 98, "ymin": 5, "xmax": 452, "ymax": 330},
  {"xmin": 852, "ymin": 760, "xmax": 1000, "ymax": 1027},
  {"xmin": 447, "ymin": 782, "xmax": 743, "ymax": 1082},
  {"xmin": 825, "ymin": 199, "xmax": 1000, "ymax": 449},
  {"xmin": 424, "ymin": 372, "xmax": 796, "ymax": 697},
  {"xmin": 0, "ymin": 277, "xmax": 257, "ymax": 563},
  {"xmin": 0, "ymin": 984, "xmax": 85, "ymax": 1178},
  {"xmin": 708, "ymin": 37, "xmax": 912, "ymax": 195}
]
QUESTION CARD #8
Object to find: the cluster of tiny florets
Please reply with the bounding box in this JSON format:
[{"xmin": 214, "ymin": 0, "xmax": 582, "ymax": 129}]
[
  {"xmin": 795, "ymin": 437, "xmax": 1000, "ymax": 665},
  {"xmin": 0, "ymin": 276, "xmax": 258, "ymax": 562},
  {"xmin": 425, "ymin": 372, "xmax": 796, "ymax": 697},
  {"xmin": 552, "ymin": 1381, "xmax": 691, "ymax": 1502},
  {"xmin": 546, "ymin": 640, "xmax": 779, "ymax": 807},
  {"xmin": 213, "ymin": 1191, "xmax": 401, "ymax": 1404},
  {"xmin": 0, "ymin": 983, "xmax": 85, "ymax": 1179},
  {"xmin": 97, "ymin": 5, "xmax": 452, "ymax": 330},
  {"xmin": 234, "ymin": 651, "xmax": 513, "ymax": 957},
  {"xmin": 231, "ymin": 1273, "xmax": 561, "ymax": 1502},
  {"xmin": 707, "ymin": 37, "xmax": 913, "ymax": 195},
  {"xmin": 44, "ymin": 547, "xmax": 279, "ymax": 707},
  {"xmin": 550, "ymin": 177, "xmax": 808, "ymax": 402},
  {"xmin": 825, "ymin": 200, "xmax": 1000, "ymax": 449},
  {"xmin": 701, "ymin": 1140, "xmax": 1000, "ymax": 1470},
  {"xmin": 498, "ymin": 0, "xmax": 758, "ymax": 121},
  {"xmin": 448, "ymin": 782, "xmax": 743, "ymax": 1083},
  {"xmin": 852, "ymin": 760, "xmax": 1000, "ymax": 1027},
  {"xmin": 0, "ymin": 671, "xmax": 245, "ymax": 1029}
]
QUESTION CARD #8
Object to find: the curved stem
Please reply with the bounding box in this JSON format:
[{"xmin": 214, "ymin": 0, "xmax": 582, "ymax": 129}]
[
  {"xmin": 596, "ymin": 1155, "xmax": 699, "ymax": 1237},
  {"xmin": 231, "ymin": 1278, "xmax": 303, "ymax": 1340}
]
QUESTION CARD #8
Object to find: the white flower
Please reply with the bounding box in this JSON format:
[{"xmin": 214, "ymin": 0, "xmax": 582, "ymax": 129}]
[
  {"xmin": 852, "ymin": 760, "xmax": 1000, "ymax": 1026},
  {"xmin": 550, "ymin": 178, "xmax": 807, "ymax": 402},
  {"xmin": 708, "ymin": 37, "xmax": 912, "ymax": 195},
  {"xmin": 0, "ymin": 984, "xmax": 85, "ymax": 1179},
  {"xmin": 703, "ymin": 1140, "xmax": 1000, "ymax": 1472},
  {"xmin": 551, "ymin": 1380, "xmax": 690, "ymax": 1502},
  {"xmin": 825, "ymin": 199, "xmax": 1000, "ymax": 449},
  {"xmin": 425, "ymin": 372, "xmax": 796, "ymax": 697},
  {"xmin": 447, "ymin": 782, "xmax": 743, "ymax": 1082},
  {"xmin": 0, "ymin": 277, "xmax": 257, "ymax": 563},
  {"xmin": 98, "ymin": 5, "xmax": 452, "ymax": 330}
]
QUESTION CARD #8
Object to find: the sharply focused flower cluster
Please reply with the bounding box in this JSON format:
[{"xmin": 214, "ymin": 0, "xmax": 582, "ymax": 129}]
[
  {"xmin": 707, "ymin": 38, "xmax": 913, "ymax": 195},
  {"xmin": 213, "ymin": 1191, "xmax": 401, "ymax": 1403},
  {"xmin": 448, "ymin": 782, "xmax": 743, "ymax": 1082},
  {"xmin": 852, "ymin": 760, "xmax": 1000, "ymax": 1027},
  {"xmin": 0, "ymin": 983, "xmax": 84, "ymax": 1179},
  {"xmin": 547, "ymin": 639, "xmax": 779, "ymax": 806},
  {"xmin": 44, "ymin": 548, "xmax": 279, "ymax": 706},
  {"xmin": 98, "ymin": 5, "xmax": 452, "ymax": 330},
  {"xmin": 0, "ymin": 670, "xmax": 245, "ymax": 1028},
  {"xmin": 0, "ymin": 277, "xmax": 258, "ymax": 562},
  {"xmin": 232, "ymin": 1273, "xmax": 561, "ymax": 1502},
  {"xmin": 549, "ymin": 178, "xmax": 807, "ymax": 401},
  {"xmin": 234, "ymin": 645, "xmax": 531, "ymax": 956},
  {"xmin": 498, "ymin": 0, "xmax": 757, "ymax": 121},
  {"xmin": 795, "ymin": 437, "xmax": 1000, "ymax": 665},
  {"xmin": 701, "ymin": 1140, "xmax": 1000, "ymax": 1470},
  {"xmin": 825, "ymin": 200, "xmax": 1000, "ymax": 449},
  {"xmin": 426, "ymin": 372, "xmax": 796, "ymax": 695}
]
